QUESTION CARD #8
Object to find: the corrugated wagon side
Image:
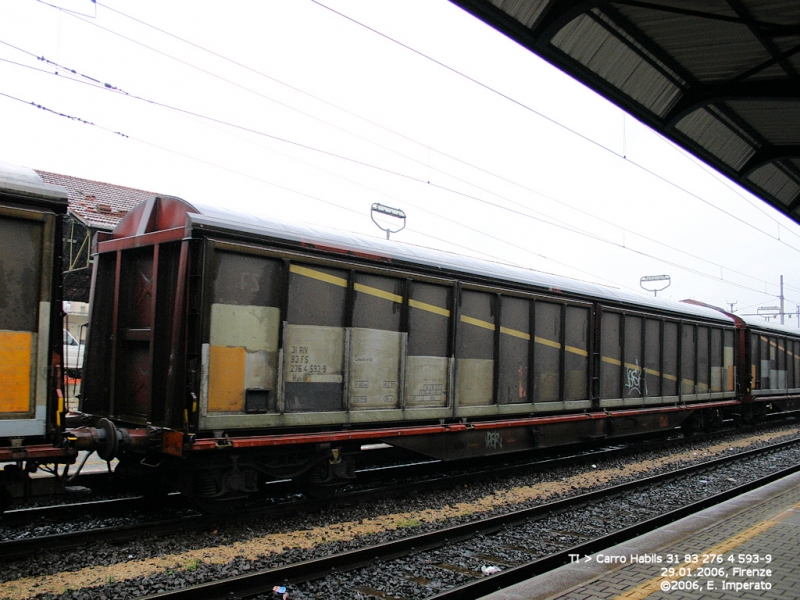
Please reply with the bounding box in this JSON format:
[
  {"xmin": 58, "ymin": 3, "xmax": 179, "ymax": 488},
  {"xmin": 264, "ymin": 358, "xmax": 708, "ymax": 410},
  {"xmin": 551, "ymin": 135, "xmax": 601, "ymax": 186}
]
[{"xmin": 73, "ymin": 196, "xmax": 769, "ymax": 510}]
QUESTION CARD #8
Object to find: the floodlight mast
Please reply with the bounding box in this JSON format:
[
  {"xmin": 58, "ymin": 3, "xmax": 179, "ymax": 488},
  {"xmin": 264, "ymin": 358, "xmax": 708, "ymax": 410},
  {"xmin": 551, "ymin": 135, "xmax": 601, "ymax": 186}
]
[
  {"xmin": 371, "ymin": 203, "xmax": 406, "ymax": 240},
  {"xmin": 640, "ymin": 274, "xmax": 671, "ymax": 297}
]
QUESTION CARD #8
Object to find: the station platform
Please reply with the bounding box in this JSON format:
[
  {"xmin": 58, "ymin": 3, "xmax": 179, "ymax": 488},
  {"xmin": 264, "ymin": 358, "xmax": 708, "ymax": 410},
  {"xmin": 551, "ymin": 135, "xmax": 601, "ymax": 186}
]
[{"xmin": 480, "ymin": 470, "xmax": 800, "ymax": 600}]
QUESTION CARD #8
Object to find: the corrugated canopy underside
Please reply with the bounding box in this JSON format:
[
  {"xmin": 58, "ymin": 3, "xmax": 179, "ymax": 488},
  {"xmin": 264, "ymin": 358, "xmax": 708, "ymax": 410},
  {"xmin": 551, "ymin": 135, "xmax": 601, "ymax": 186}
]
[{"xmin": 450, "ymin": 0, "xmax": 800, "ymax": 225}]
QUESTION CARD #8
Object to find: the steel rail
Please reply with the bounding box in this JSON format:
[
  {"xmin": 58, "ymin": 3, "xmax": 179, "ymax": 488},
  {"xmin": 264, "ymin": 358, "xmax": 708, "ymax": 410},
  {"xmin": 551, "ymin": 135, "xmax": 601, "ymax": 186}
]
[
  {"xmin": 0, "ymin": 424, "xmax": 793, "ymax": 561},
  {"xmin": 133, "ymin": 438, "xmax": 800, "ymax": 600}
]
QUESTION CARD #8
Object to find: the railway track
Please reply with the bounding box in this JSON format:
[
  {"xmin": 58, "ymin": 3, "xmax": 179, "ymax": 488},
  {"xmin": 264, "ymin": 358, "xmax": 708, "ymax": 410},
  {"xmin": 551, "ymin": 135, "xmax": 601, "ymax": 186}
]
[
  {"xmin": 0, "ymin": 423, "xmax": 794, "ymax": 562},
  {"xmin": 130, "ymin": 437, "xmax": 800, "ymax": 600},
  {"xmin": 2, "ymin": 428, "xmax": 795, "ymax": 600}
]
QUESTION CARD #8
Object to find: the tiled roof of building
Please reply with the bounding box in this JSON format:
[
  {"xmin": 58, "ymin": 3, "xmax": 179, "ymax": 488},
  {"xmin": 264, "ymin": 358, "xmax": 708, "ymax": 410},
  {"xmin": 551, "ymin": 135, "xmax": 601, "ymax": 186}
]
[{"xmin": 36, "ymin": 170, "xmax": 159, "ymax": 230}]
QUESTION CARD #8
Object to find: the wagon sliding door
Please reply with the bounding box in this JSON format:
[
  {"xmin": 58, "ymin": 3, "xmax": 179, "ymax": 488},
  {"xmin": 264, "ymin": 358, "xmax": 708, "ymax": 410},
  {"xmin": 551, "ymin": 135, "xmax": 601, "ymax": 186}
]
[
  {"xmin": 283, "ymin": 263, "xmax": 348, "ymax": 412},
  {"xmin": 205, "ymin": 249, "xmax": 284, "ymax": 415}
]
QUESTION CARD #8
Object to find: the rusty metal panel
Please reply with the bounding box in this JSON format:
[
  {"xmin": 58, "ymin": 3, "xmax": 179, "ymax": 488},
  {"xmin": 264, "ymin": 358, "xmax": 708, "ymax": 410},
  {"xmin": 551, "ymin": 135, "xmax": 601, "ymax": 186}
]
[
  {"xmin": 118, "ymin": 342, "xmax": 152, "ymax": 420},
  {"xmin": 457, "ymin": 290, "xmax": 495, "ymax": 406},
  {"xmin": 123, "ymin": 248, "xmax": 155, "ymax": 330},
  {"xmin": 778, "ymin": 337, "xmax": 787, "ymax": 389},
  {"xmin": 405, "ymin": 356, "xmax": 448, "ymax": 407},
  {"xmin": 80, "ymin": 252, "xmax": 116, "ymax": 415},
  {"xmin": 114, "ymin": 247, "xmax": 155, "ymax": 421},
  {"xmin": 348, "ymin": 328, "xmax": 403, "ymax": 409},
  {"xmin": 283, "ymin": 324, "xmax": 344, "ymax": 412}
]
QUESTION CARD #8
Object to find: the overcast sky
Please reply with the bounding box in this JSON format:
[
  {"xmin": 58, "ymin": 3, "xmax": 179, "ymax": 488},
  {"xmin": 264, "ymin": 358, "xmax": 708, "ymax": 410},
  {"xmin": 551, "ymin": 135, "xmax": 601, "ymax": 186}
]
[{"xmin": 2, "ymin": 0, "xmax": 799, "ymax": 326}]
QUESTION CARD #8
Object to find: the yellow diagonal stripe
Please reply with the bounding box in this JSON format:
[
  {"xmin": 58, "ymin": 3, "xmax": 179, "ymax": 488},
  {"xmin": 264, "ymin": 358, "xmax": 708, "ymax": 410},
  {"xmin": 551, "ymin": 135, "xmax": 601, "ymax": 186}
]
[
  {"xmin": 409, "ymin": 298, "xmax": 450, "ymax": 317},
  {"xmin": 461, "ymin": 314, "xmax": 495, "ymax": 331},
  {"xmin": 290, "ymin": 264, "xmax": 347, "ymax": 287},
  {"xmin": 566, "ymin": 345, "xmax": 589, "ymax": 357},
  {"xmin": 535, "ymin": 336, "xmax": 561, "ymax": 350},
  {"xmin": 500, "ymin": 326, "xmax": 530, "ymax": 340},
  {"xmin": 354, "ymin": 282, "xmax": 403, "ymax": 304}
]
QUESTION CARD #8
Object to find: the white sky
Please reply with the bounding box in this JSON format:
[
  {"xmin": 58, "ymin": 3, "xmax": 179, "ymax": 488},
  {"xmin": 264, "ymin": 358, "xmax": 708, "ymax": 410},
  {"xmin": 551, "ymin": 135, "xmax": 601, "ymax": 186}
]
[{"xmin": 2, "ymin": 0, "xmax": 799, "ymax": 326}]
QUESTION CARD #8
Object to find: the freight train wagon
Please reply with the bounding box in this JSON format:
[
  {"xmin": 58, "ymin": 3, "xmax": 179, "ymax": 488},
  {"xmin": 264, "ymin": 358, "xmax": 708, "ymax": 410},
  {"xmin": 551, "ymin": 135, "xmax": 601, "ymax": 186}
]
[
  {"xmin": 0, "ymin": 165, "xmax": 72, "ymax": 506},
  {"xmin": 67, "ymin": 195, "xmax": 800, "ymax": 510}
]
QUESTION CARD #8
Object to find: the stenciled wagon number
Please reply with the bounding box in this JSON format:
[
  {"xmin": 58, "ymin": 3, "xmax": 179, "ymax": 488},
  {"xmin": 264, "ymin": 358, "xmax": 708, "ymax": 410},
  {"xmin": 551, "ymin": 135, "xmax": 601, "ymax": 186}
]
[
  {"xmin": 288, "ymin": 346, "xmax": 327, "ymax": 374},
  {"xmin": 289, "ymin": 362, "xmax": 327, "ymax": 374}
]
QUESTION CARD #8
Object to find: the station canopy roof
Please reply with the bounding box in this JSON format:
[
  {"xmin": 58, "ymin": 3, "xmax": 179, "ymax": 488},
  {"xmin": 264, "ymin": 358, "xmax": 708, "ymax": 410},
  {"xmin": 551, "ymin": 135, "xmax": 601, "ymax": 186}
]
[{"xmin": 451, "ymin": 0, "xmax": 800, "ymax": 226}]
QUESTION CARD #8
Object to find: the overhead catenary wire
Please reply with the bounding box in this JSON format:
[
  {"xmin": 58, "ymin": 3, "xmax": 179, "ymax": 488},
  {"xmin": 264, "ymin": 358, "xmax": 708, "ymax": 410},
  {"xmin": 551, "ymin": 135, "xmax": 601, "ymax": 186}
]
[
  {"xmin": 90, "ymin": 0, "xmax": 800, "ymax": 273},
  {"xmin": 9, "ymin": 3, "xmax": 799, "ymax": 306},
  {"xmin": 30, "ymin": 2, "xmax": 800, "ymax": 268},
  {"xmin": 5, "ymin": 76, "xmax": 796, "ymax": 305},
  {"xmin": 2, "ymin": 45, "xmax": 793, "ymax": 303},
  {"xmin": 309, "ymin": 0, "xmax": 800, "ymax": 255}
]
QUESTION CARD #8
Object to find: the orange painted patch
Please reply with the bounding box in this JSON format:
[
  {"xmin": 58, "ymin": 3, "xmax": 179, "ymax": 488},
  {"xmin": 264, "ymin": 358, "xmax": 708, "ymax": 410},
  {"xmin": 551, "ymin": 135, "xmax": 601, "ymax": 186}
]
[
  {"xmin": 0, "ymin": 331, "xmax": 33, "ymax": 413},
  {"xmin": 208, "ymin": 346, "xmax": 245, "ymax": 412}
]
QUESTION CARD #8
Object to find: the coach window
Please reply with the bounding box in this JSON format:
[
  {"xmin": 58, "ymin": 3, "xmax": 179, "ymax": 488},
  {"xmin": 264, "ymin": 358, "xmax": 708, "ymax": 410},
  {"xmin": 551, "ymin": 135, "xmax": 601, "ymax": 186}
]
[
  {"xmin": 644, "ymin": 319, "xmax": 661, "ymax": 397},
  {"xmin": 681, "ymin": 324, "xmax": 696, "ymax": 396},
  {"xmin": 534, "ymin": 301, "xmax": 562, "ymax": 402},
  {"xmin": 623, "ymin": 316, "xmax": 643, "ymax": 399},
  {"xmin": 564, "ymin": 306, "xmax": 589, "ymax": 401},
  {"xmin": 284, "ymin": 263, "xmax": 349, "ymax": 412},
  {"xmin": 662, "ymin": 321, "xmax": 678, "ymax": 397},
  {"xmin": 600, "ymin": 311, "xmax": 621, "ymax": 399},
  {"xmin": 696, "ymin": 326, "xmax": 709, "ymax": 394},
  {"xmin": 406, "ymin": 282, "xmax": 451, "ymax": 407},
  {"xmin": 498, "ymin": 296, "xmax": 530, "ymax": 404},
  {"xmin": 456, "ymin": 290, "xmax": 495, "ymax": 406}
]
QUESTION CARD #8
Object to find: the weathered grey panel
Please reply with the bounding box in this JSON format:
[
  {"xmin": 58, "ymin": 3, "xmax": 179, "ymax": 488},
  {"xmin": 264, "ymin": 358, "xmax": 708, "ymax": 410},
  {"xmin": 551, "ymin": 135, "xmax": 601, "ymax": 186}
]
[
  {"xmin": 283, "ymin": 324, "xmax": 344, "ymax": 412},
  {"xmin": 210, "ymin": 304, "xmax": 280, "ymax": 352},
  {"xmin": 456, "ymin": 358, "xmax": 493, "ymax": 406},
  {"xmin": 0, "ymin": 217, "xmax": 42, "ymax": 331},
  {"xmin": 405, "ymin": 356, "xmax": 448, "ymax": 407},
  {"xmin": 349, "ymin": 328, "xmax": 403, "ymax": 409}
]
